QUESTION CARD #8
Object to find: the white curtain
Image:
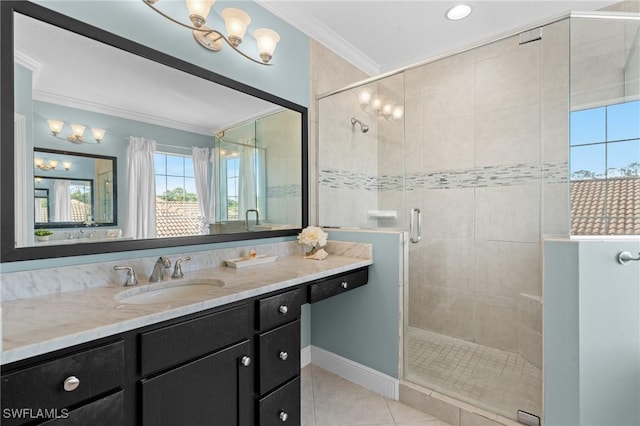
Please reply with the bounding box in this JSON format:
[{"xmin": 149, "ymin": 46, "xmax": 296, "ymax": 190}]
[
  {"xmin": 192, "ymin": 147, "xmax": 214, "ymax": 234},
  {"xmin": 52, "ymin": 179, "xmax": 71, "ymax": 222},
  {"xmin": 125, "ymin": 136, "xmax": 157, "ymax": 239},
  {"xmin": 238, "ymin": 142, "xmax": 257, "ymax": 215}
]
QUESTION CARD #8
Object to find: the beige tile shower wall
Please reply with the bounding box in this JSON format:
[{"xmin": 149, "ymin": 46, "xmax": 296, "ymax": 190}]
[
  {"xmin": 571, "ymin": 14, "xmax": 640, "ymax": 109},
  {"xmin": 310, "ymin": 40, "xmax": 369, "ymax": 225},
  {"xmin": 260, "ymin": 110, "xmax": 302, "ymax": 226},
  {"xmin": 408, "ymin": 21, "xmax": 570, "ymax": 369}
]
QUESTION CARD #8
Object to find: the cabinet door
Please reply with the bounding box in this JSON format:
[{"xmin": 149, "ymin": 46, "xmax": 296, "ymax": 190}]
[{"xmin": 141, "ymin": 340, "xmax": 253, "ymax": 426}]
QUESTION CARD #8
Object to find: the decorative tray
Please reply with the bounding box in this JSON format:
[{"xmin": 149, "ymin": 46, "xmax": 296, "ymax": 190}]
[{"xmin": 224, "ymin": 255, "xmax": 278, "ymax": 268}]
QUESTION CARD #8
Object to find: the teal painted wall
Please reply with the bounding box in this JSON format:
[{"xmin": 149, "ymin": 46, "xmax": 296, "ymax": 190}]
[
  {"xmin": 311, "ymin": 230, "xmax": 402, "ymax": 378},
  {"xmin": 543, "ymin": 241, "xmax": 580, "ymax": 426},
  {"xmin": 32, "ymin": 1, "xmax": 310, "ymax": 107},
  {"xmin": 544, "ymin": 239, "xmax": 640, "ymax": 426},
  {"xmin": 301, "ymin": 303, "xmax": 311, "ymax": 348}
]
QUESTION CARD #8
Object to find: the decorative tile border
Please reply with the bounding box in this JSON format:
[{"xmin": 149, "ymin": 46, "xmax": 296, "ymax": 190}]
[
  {"xmin": 319, "ymin": 162, "xmax": 568, "ymax": 192},
  {"xmin": 267, "ymin": 184, "xmax": 302, "ymax": 198}
]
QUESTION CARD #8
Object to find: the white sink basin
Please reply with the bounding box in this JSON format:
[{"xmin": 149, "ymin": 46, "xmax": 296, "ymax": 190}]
[{"xmin": 115, "ymin": 279, "xmax": 225, "ymax": 305}]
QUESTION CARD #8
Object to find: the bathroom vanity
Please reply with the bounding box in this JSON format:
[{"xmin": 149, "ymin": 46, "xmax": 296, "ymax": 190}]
[{"xmin": 1, "ymin": 255, "xmax": 370, "ymax": 426}]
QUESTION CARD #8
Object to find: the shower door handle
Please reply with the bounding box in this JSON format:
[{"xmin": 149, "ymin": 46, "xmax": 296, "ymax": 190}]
[{"xmin": 410, "ymin": 208, "xmax": 422, "ymax": 244}]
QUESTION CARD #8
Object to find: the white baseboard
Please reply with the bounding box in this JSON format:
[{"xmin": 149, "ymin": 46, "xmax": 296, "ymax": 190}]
[
  {"xmin": 309, "ymin": 345, "xmax": 399, "ymax": 400},
  {"xmin": 301, "ymin": 345, "xmax": 311, "ymax": 368}
]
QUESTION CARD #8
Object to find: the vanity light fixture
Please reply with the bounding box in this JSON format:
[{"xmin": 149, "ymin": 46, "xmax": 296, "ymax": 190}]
[
  {"xmin": 357, "ymin": 88, "xmax": 404, "ymax": 122},
  {"xmin": 34, "ymin": 158, "xmax": 72, "ymax": 172},
  {"xmin": 142, "ymin": 0, "xmax": 281, "ymax": 65},
  {"xmin": 47, "ymin": 119, "xmax": 106, "ymax": 144},
  {"xmin": 446, "ymin": 4, "xmax": 472, "ymax": 21}
]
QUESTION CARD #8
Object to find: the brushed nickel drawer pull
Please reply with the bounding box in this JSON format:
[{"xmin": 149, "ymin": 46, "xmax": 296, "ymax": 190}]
[
  {"xmin": 63, "ymin": 376, "xmax": 80, "ymax": 392},
  {"xmin": 278, "ymin": 305, "xmax": 288, "ymax": 314},
  {"xmin": 241, "ymin": 356, "xmax": 251, "ymax": 367},
  {"xmin": 279, "ymin": 351, "xmax": 288, "ymax": 361},
  {"xmin": 341, "ymin": 281, "xmax": 348, "ymax": 289},
  {"xmin": 279, "ymin": 411, "xmax": 288, "ymax": 422}
]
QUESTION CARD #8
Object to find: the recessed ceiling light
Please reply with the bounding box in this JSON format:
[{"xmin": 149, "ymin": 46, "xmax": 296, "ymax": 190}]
[{"xmin": 446, "ymin": 4, "xmax": 472, "ymax": 21}]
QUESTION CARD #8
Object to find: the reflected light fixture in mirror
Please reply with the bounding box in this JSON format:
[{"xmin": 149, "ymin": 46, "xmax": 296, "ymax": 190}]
[
  {"xmin": 143, "ymin": 0, "xmax": 281, "ymax": 65},
  {"xmin": 47, "ymin": 119, "xmax": 106, "ymax": 144},
  {"xmin": 357, "ymin": 89, "xmax": 404, "ymax": 122},
  {"xmin": 34, "ymin": 158, "xmax": 72, "ymax": 172}
]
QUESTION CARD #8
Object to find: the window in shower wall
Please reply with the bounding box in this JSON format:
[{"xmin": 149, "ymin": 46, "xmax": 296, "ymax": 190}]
[{"xmin": 570, "ymin": 100, "xmax": 640, "ymax": 235}]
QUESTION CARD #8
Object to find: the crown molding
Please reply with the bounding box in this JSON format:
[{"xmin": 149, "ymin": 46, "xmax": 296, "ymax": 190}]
[
  {"xmin": 33, "ymin": 90, "xmax": 215, "ymax": 136},
  {"xmin": 255, "ymin": 0, "xmax": 379, "ymax": 76},
  {"xmin": 14, "ymin": 49, "xmax": 41, "ymax": 72}
]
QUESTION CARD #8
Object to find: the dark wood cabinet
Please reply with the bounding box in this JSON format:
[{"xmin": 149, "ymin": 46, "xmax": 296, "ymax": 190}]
[
  {"xmin": 1, "ymin": 341, "xmax": 124, "ymax": 426},
  {"xmin": 309, "ymin": 267, "xmax": 369, "ymax": 303},
  {"xmin": 1, "ymin": 267, "xmax": 368, "ymax": 426},
  {"xmin": 141, "ymin": 340, "xmax": 253, "ymax": 426}
]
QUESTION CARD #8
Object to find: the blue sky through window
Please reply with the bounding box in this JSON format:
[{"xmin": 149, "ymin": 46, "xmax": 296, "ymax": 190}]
[{"xmin": 570, "ymin": 100, "xmax": 640, "ymax": 179}]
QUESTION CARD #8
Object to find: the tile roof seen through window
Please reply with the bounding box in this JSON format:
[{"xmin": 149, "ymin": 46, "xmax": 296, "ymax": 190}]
[{"xmin": 571, "ymin": 177, "xmax": 640, "ymax": 235}]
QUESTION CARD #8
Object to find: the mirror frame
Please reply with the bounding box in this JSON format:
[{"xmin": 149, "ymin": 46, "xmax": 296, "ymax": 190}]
[
  {"xmin": 33, "ymin": 147, "xmax": 118, "ymax": 229},
  {"xmin": 1, "ymin": 1, "xmax": 308, "ymax": 262}
]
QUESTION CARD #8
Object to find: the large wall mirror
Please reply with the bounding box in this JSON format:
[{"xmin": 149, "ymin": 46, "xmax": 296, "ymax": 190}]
[{"xmin": 1, "ymin": 1, "xmax": 308, "ymax": 262}]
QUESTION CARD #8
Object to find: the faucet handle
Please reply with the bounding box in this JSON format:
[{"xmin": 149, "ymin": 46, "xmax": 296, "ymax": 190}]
[
  {"xmin": 172, "ymin": 256, "xmax": 191, "ymax": 279},
  {"xmin": 114, "ymin": 266, "xmax": 139, "ymax": 286}
]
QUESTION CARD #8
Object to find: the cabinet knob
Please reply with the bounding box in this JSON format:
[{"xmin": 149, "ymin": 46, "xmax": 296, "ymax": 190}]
[
  {"xmin": 278, "ymin": 351, "xmax": 288, "ymax": 361},
  {"xmin": 278, "ymin": 305, "xmax": 288, "ymax": 314},
  {"xmin": 241, "ymin": 356, "xmax": 251, "ymax": 367},
  {"xmin": 279, "ymin": 411, "xmax": 288, "ymax": 422},
  {"xmin": 63, "ymin": 376, "xmax": 80, "ymax": 392},
  {"xmin": 341, "ymin": 281, "xmax": 348, "ymax": 289}
]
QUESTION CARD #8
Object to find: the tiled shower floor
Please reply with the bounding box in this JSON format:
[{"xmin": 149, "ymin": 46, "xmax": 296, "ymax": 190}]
[{"xmin": 405, "ymin": 327, "xmax": 542, "ymax": 421}]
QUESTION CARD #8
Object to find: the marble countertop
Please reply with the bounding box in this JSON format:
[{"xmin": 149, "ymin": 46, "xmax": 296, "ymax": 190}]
[{"xmin": 2, "ymin": 254, "xmax": 372, "ymax": 365}]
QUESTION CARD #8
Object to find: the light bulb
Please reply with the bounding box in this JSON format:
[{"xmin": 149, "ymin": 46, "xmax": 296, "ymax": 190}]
[
  {"xmin": 48, "ymin": 159, "xmax": 59, "ymax": 169},
  {"xmin": 91, "ymin": 128, "xmax": 106, "ymax": 143},
  {"xmin": 382, "ymin": 102, "xmax": 395, "ymax": 118},
  {"xmin": 186, "ymin": 0, "xmax": 215, "ymax": 27},
  {"xmin": 63, "ymin": 162, "xmax": 72, "ymax": 171},
  {"xmin": 392, "ymin": 105, "xmax": 404, "ymax": 120},
  {"xmin": 222, "ymin": 8, "xmax": 251, "ymax": 47},
  {"xmin": 47, "ymin": 119, "xmax": 64, "ymax": 136},
  {"xmin": 370, "ymin": 94, "xmax": 385, "ymax": 113},
  {"xmin": 358, "ymin": 88, "xmax": 373, "ymax": 108},
  {"xmin": 446, "ymin": 4, "xmax": 472, "ymax": 21},
  {"xmin": 253, "ymin": 28, "xmax": 280, "ymax": 64}
]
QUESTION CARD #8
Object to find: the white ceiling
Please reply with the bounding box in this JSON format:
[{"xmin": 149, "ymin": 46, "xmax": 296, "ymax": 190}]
[{"xmin": 258, "ymin": 0, "xmax": 619, "ymax": 75}]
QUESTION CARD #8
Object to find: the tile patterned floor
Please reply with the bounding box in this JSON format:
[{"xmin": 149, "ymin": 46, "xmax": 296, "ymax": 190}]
[
  {"xmin": 404, "ymin": 327, "xmax": 541, "ymax": 420},
  {"xmin": 302, "ymin": 364, "xmax": 453, "ymax": 426}
]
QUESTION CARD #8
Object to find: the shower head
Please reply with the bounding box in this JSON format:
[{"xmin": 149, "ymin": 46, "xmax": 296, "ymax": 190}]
[{"xmin": 351, "ymin": 117, "xmax": 369, "ymax": 133}]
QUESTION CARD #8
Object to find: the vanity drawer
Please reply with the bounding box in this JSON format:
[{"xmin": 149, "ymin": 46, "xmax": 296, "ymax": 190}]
[
  {"xmin": 258, "ymin": 376, "xmax": 301, "ymax": 426},
  {"xmin": 140, "ymin": 304, "xmax": 250, "ymax": 376},
  {"xmin": 39, "ymin": 390, "xmax": 124, "ymax": 426},
  {"xmin": 257, "ymin": 289, "xmax": 301, "ymax": 331},
  {"xmin": 1, "ymin": 341, "xmax": 124, "ymax": 426},
  {"xmin": 258, "ymin": 319, "xmax": 300, "ymax": 395},
  {"xmin": 308, "ymin": 267, "xmax": 369, "ymax": 303}
]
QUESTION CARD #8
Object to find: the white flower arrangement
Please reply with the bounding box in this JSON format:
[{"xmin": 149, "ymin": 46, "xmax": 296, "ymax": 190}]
[{"xmin": 297, "ymin": 226, "xmax": 329, "ymax": 258}]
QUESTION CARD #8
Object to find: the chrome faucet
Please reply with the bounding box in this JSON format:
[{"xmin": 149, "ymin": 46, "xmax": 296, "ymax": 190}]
[
  {"xmin": 245, "ymin": 209, "xmax": 260, "ymax": 231},
  {"xmin": 172, "ymin": 256, "xmax": 191, "ymax": 279},
  {"xmin": 149, "ymin": 256, "xmax": 171, "ymax": 282},
  {"xmin": 114, "ymin": 266, "xmax": 139, "ymax": 286}
]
